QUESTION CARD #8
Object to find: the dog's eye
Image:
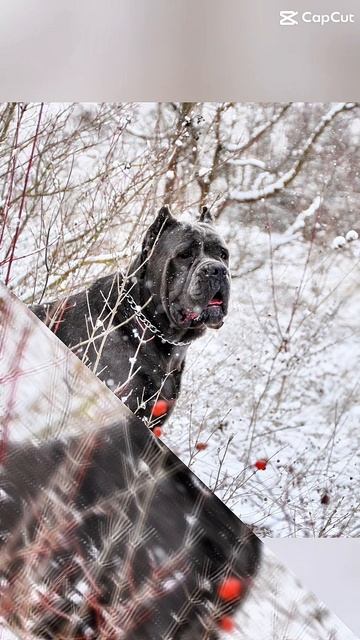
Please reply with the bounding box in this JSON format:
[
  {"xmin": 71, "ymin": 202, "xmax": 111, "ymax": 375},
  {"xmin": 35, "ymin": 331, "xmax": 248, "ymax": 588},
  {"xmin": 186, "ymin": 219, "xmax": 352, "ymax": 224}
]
[
  {"xmin": 178, "ymin": 247, "xmax": 193, "ymax": 260},
  {"xmin": 220, "ymin": 248, "xmax": 229, "ymax": 261}
]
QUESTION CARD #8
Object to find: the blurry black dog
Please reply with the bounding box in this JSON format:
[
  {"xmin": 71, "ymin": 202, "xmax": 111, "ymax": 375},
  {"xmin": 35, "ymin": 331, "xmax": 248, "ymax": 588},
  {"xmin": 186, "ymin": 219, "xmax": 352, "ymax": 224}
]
[
  {"xmin": 31, "ymin": 206, "xmax": 231, "ymax": 427},
  {"xmin": 0, "ymin": 416, "xmax": 261, "ymax": 639}
]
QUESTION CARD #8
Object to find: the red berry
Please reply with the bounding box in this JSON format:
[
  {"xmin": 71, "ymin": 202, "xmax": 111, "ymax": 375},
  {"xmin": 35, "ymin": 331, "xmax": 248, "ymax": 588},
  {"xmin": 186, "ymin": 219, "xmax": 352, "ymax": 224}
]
[
  {"xmin": 151, "ymin": 399, "xmax": 169, "ymax": 418},
  {"xmin": 217, "ymin": 576, "xmax": 244, "ymax": 601},
  {"xmin": 195, "ymin": 442, "xmax": 208, "ymax": 451},
  {"xmin": 254, "ymin": 458, "xmax": 267, "ymax": 471},
  {"xmin": 218, "ymin": 616, "xmax": 235, "ymax": 632},
  {"xmin": 153, "ymin": 426, "xmax": 163, "ymax": 438}
]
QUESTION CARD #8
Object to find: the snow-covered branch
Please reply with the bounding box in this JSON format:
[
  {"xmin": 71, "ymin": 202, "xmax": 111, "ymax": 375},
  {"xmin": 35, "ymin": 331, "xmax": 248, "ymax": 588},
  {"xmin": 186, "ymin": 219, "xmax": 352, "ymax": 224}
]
[{"xmin": 227, "ymin": 103, "xmax": 356, "ymax": 203}]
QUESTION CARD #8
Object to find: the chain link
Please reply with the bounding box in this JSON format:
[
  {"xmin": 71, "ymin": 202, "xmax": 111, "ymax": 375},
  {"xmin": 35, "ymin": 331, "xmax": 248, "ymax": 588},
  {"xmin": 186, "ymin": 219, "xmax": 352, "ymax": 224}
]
[{"xmin": 124, "ymin": 290, "xmax": 191, "ymax": 347}]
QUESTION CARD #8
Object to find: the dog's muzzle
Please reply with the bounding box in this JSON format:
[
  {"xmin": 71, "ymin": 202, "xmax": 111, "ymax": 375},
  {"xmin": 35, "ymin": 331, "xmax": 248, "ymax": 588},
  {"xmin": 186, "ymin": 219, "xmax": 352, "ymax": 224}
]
[{"xmin": 183, "ymin": 261, "xmax": 230, "ymax": 328}]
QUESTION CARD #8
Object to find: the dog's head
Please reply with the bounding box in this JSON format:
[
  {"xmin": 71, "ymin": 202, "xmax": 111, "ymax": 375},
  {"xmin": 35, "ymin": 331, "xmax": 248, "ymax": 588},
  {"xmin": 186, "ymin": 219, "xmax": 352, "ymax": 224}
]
[{"xmin": 139, "ymin": 206, "xmax": 230, "ymax": 334}]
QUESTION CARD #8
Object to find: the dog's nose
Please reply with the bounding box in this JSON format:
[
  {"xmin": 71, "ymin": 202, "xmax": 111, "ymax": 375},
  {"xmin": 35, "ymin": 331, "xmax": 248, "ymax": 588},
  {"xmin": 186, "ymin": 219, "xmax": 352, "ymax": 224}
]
[{"xmin": 203, "ymin": 262, "xmax": 227, "ymax": 280}]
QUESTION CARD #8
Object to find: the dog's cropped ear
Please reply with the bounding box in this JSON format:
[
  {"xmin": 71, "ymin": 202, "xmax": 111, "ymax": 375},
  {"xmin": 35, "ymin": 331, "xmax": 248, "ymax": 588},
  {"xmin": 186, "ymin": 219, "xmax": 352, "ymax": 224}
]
[
  {"xmin": 141, "ymin": 206, "xmax": 176, "ymax": 259},
  {"xmin": 199, "ymin": 206, "xmax": 214, "ymax": 224}
]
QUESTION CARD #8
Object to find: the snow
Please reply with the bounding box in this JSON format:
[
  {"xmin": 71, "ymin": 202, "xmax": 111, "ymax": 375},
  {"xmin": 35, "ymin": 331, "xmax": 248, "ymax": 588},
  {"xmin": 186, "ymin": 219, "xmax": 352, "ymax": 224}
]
[
  {"xmin": 286, "ymin": 195, "xmax": 322, "ymax": 235},
  {"xmin": 228, "ymin": 157, "xmax": 266, "ymax": 169},
  {"xmin": 198, "ymin": 166, "xmax": 209, "ymax": 177},
  {"xmin": 332, "ymin": 235, "xmax": 347, "ymax": 249},
  {"xmin": 346, "ymin": 230, "xmax": 359, "ymax": 242}
]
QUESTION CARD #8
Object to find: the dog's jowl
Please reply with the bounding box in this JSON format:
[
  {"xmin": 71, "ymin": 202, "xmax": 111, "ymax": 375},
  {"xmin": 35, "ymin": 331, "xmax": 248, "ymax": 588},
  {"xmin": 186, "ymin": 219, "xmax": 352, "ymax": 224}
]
[{"xmin": 31, "ymin": 206, "xmax": 230, "ymax": 427}]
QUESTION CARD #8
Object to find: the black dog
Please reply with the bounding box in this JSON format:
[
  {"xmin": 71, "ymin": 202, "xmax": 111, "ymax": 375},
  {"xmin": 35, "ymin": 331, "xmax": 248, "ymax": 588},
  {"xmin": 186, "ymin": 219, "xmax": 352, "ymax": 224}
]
[{"xmin": 31, "ymin": 206, "xmax": 230, "ymax": 428}]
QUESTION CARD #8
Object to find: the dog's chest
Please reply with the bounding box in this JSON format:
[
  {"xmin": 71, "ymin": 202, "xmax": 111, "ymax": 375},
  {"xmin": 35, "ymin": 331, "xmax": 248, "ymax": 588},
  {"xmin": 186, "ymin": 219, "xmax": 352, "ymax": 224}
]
[
  {"xmin": 145, "ymin": 344, "xmax": 187, "ymax": 397},
  {"xmin": 167, "ymin": 349, "xmax": 186, "ymax": 376},
  {"xmin": 94, "ymin": 331, "xmax": 187, "ymax": 417}
]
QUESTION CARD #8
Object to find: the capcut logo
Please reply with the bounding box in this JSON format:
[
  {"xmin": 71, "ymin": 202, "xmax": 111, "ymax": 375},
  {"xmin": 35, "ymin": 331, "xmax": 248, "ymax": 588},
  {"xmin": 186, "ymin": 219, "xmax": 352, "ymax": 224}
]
[
  {"xmin": 280, "ymin": 10, "xmax": 355, "ymax": 26},
  {"xmin": 280, "ymin": 10, "xmax": 298, "ymax": 25}
]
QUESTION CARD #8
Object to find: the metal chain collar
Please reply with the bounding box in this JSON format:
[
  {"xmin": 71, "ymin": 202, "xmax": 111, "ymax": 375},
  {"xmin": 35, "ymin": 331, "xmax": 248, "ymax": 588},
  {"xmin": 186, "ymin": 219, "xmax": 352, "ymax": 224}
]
[{"xmin": 124, "ymin": 289, "xmax": 191, "ymax": 347}]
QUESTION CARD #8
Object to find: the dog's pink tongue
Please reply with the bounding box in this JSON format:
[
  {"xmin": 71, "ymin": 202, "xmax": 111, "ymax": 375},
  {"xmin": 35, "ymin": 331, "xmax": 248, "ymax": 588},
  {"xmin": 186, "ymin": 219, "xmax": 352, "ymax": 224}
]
[{"xmin": 208, "ymin": 299, "xmax": 222, "ymax": 306}]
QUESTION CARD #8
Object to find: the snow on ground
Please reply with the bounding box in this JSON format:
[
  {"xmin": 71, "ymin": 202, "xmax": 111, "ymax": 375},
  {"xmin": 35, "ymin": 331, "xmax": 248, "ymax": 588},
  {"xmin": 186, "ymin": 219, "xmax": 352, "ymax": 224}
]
[{"xmin": 162, "ymin": 223, "xmax": 360, "ymax": 537}]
